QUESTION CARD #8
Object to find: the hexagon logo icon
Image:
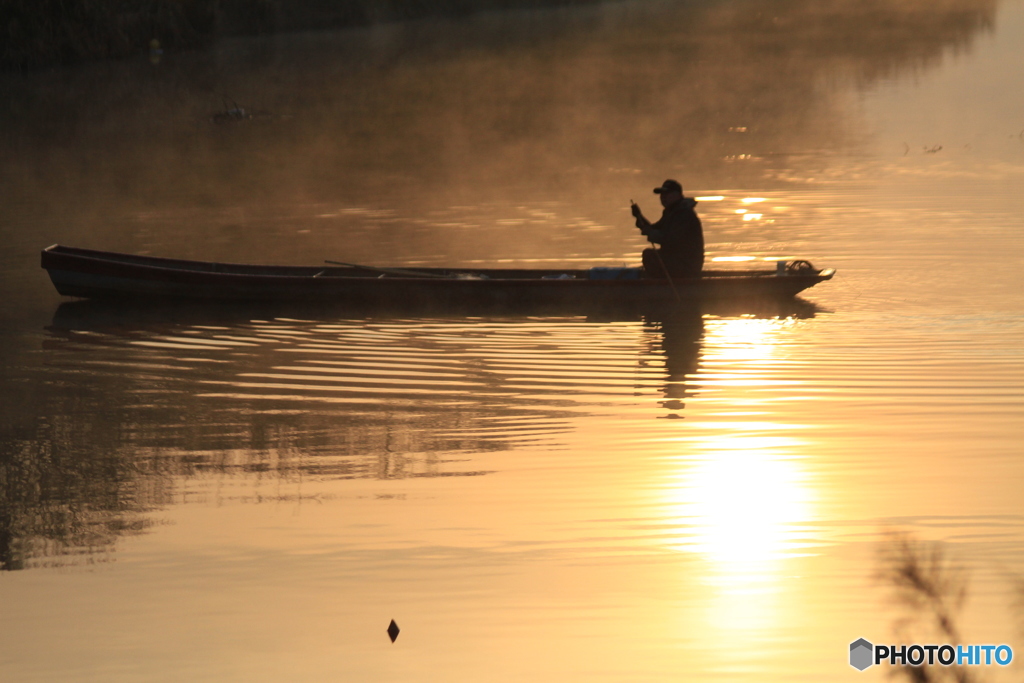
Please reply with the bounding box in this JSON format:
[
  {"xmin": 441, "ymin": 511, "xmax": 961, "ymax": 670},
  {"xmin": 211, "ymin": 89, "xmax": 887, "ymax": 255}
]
[{"xmin": 850, "ymin": 638, "xmax": 874, "ymax": 671}]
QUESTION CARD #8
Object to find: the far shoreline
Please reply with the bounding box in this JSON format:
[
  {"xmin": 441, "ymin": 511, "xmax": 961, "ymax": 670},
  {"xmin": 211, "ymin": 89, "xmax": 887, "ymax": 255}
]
[{"xmin": 2, "ymin": 0, "xmax": 603, "ymax": 71}]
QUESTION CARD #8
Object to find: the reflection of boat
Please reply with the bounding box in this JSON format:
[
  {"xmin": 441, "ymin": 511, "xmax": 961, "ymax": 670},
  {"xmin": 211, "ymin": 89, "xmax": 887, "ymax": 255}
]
[
  {"xmin": 42, "ymin": 245, "xmax": 834, "ymax": 309},
  {"xmin": 49, "ymin": 291, "xmax": 828, "ymax": 332}
]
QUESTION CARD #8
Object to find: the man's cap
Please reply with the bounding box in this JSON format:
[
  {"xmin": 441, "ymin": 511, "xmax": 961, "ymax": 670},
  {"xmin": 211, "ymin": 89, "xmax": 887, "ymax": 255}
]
[{"xmin": 653, "ymin": 179, "xmax": 683, "ymax": 194}]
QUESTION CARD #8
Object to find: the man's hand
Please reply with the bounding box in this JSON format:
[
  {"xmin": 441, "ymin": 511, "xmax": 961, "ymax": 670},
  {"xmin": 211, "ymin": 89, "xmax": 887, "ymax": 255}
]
[{"xmin": 631, "ymin": 201, "xmax": 650, "ymax": 232}]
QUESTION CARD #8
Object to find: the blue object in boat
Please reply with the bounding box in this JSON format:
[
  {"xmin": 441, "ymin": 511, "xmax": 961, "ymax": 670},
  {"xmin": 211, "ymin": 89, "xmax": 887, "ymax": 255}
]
[{"xmin": 589, "ymin": 267, "xmax": 642, "ymax": 280}]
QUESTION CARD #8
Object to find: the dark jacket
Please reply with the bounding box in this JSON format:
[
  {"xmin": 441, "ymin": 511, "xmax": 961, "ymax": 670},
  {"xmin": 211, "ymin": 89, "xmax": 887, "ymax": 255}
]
[{"xmin": 643, "ymin": 197, "xmax": 704, "ymax": 275}]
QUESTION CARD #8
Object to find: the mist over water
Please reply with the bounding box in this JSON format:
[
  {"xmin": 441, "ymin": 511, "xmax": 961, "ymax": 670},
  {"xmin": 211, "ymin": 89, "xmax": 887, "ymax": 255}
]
[
  {"xmin": 3, "ymin": 0, "xmax": 1024, "ymax": 681},
  {"xmin": 2, "ymin": 0, "xmax": 998, "ymax": 269}
]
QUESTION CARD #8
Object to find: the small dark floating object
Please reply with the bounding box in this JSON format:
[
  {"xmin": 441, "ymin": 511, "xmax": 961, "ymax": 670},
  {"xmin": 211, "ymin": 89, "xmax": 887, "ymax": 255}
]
[
  {"xmin": 387, "ymin": 619, "xmax": 400, "ymax": 643},
  {"xmin": 211, "ymin": 107, "xmax": 251, "ymax": 123},
  {"xmin": 209, "ymin": 105, "xmax": 272, "ymax": 124}
]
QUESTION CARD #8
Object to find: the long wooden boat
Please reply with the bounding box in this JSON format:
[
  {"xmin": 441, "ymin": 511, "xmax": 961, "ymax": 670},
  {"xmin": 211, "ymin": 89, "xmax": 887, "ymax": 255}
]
[{"xmin": 41, "ymin": 244, "xmax": 834, "ymax": 310}]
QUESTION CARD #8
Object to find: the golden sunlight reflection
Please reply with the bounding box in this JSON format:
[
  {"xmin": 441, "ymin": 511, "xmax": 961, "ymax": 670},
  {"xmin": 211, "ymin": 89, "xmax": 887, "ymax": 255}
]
[
  {"xmin": 660, "ymin": 317, "xmax": 817, "ymax": 633},
  {"xmin": 676, "ymin": 441, "xmax": 813, "ymax": 635},
  {"xmin": 667, "ymin": 436, "xmax": 813, "ymax": 579},
  {"xmin": 702, "ymin": 316, "xmax": 790, "ymax": 364}
]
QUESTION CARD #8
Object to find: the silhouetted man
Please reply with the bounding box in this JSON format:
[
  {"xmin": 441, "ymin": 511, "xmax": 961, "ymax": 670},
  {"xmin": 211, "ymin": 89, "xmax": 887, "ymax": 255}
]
[{"xmin": 631, "ymin": 179, "xmax": 704, "ymax": 279}]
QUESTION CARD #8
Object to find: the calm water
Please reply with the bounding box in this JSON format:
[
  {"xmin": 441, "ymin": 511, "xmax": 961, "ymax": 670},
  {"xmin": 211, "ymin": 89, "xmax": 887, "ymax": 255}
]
[{"xmin": 2, "ymin": 0, "xmax": 1024, "ymax": 680}]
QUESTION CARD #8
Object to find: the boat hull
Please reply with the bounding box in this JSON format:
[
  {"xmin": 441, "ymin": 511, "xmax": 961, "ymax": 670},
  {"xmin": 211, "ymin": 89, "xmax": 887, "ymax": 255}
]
[{"xmin": 41, "ymin": 245, "xmax": 834, "ymax": 310}]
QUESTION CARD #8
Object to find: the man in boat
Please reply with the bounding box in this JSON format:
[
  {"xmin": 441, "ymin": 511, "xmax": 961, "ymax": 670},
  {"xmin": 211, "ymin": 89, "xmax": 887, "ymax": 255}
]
[{"xmin": 631, "ymin": 179, "xmax": 704, "ymax": 279}]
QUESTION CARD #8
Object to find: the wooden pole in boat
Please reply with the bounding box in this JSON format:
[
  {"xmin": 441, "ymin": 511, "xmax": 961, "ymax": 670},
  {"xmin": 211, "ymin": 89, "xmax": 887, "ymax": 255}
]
[
  {"xmin": 651, "ymin": 246, "xmax": 682, "ymax": 304},
  {"xmin": 324, "ymin": 260, "xmax": 450, "ymax": 279}
]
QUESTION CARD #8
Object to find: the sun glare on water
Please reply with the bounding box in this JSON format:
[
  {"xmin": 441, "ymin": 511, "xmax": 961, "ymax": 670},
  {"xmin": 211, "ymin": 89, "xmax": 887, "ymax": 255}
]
[{"xmin": 658, "ymin": 318, "xmax": 818, "ymax": 631}]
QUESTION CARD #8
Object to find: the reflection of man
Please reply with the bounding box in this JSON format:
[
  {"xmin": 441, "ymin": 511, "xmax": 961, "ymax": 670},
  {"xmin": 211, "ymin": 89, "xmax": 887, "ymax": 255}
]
[
  {"xmin": 649, "ymin": 309, "xmax": 704, "ymax": 414},
  {"xmin": 631, "ymin": 179, "xmax": 704, "ymax": 278}
]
